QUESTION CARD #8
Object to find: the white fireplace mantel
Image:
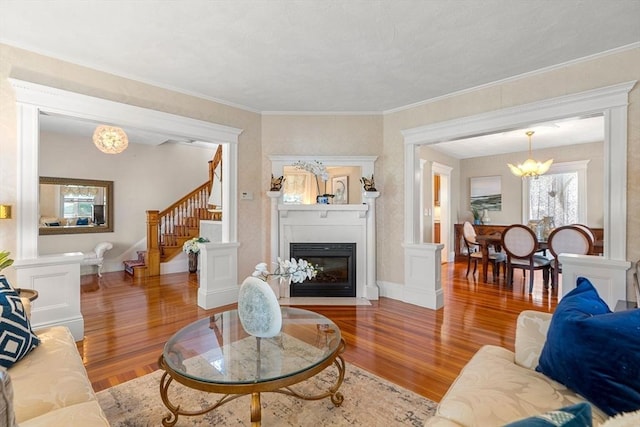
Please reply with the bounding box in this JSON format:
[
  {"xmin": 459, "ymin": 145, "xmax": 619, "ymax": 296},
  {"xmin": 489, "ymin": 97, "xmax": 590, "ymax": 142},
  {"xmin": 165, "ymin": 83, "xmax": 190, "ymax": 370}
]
[{"xmin": 268, "ymin": 192, "xmax": 380, "ymax": 300}]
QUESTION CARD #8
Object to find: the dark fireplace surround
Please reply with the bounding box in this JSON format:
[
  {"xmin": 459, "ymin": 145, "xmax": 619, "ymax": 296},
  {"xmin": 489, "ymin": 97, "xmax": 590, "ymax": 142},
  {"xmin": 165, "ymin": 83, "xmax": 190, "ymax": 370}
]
[{"xmin": 289, "ymin": 242, "xmax": 356, "ymax": 297}]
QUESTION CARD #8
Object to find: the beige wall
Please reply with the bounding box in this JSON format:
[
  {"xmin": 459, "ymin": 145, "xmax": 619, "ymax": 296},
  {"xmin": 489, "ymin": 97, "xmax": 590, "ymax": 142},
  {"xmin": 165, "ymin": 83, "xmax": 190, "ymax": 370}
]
[
  {"xmin": 1, "ymin": 42, "xmax": 638, "ymax": 295},
  {"xmin": 0, "ymin": 43, "xmax": 262, "ymax": 281},
  {"xmin": 383, "ymin": 47, "xmax": 639, "ymax": 289},
  {"xmin": 457, "ymin": 141, "xmax": 604, "ymax": 226},
  {"xmin": 37, "ymin": 130, "xmax": 216, "ymax": 257}
]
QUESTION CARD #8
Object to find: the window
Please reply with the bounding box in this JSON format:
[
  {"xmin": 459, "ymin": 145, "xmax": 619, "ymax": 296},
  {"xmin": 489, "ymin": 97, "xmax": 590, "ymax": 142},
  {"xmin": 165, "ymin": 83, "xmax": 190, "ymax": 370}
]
[
  {"xmin": 60, "ymin": 185, "xmax": 100, "ymax": 219},
  {"xmin": 523, "ymin": 161, "xmax": 589, "ymax": 226}
]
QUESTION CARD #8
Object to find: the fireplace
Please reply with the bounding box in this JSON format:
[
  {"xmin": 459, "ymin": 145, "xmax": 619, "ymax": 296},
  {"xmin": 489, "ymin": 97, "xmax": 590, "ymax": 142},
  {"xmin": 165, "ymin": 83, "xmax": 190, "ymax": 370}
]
[{"xmin": 290, "ymin": 242, "xmax": 356, "ymax": 297}]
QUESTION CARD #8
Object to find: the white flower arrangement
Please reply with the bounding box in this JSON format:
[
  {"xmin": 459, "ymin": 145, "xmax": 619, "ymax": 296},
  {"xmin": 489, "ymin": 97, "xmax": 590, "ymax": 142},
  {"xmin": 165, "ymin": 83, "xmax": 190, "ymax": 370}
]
[
  {"xmin": 252, "ymin": 257, "xmax": 319, "ymax": 284},
  {"xmin": 294, "ymin": 160, "xmax": 329, "ymax": 194},
  {"xmin": 182, "ymin": 237, "xmax": 210, "ymax": 254}
]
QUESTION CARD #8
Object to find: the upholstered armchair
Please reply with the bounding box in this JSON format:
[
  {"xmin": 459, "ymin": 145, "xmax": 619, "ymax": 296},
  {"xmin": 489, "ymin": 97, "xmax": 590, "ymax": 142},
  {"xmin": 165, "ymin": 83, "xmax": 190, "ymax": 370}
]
[{"xmin": 82, "ymin": 242, "xmax": 113, "ymax": 277}]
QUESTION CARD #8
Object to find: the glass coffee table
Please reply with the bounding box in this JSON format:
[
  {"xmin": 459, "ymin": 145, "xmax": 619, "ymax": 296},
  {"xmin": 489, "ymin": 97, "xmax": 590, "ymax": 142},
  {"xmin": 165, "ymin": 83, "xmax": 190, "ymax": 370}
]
[{"xmin": 158, "ymin": 307, "xmax": 346, "ymax": 426}]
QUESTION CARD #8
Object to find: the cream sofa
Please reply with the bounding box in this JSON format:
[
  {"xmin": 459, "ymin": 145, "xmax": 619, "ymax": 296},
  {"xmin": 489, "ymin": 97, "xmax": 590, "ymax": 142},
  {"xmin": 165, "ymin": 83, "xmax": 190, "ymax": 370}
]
[
  {"xmin": 426, "ymin": 310, "xmax": 609, "ymax": 426},
  {"xmin": 7, "ymin": 299, "xmax": 109, "ymax": 426}
]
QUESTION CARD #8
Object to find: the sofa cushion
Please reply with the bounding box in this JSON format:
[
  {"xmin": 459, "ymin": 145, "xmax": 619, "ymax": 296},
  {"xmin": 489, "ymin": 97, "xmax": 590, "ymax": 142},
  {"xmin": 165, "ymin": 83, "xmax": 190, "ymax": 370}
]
[
  {"xmin": 431, "ymin": 345, "xmax": 607, "ymax": 426},
  {"xmin": 504, "ymin": 402, "xmax": 592, "ymax": 426},
  {"xmin": 19, "ymin": 401, "xmax": 109, "ymax": 427},
  {"xmin": 0, "ymin": 277, "xmax": 40, "ymax": 368},
  {"xmin": 10, "ymin": 327, "xmax": 98, "ymax": 423},
  {"xmin": 536, "ymin": 277, "xmax": 640, "ymax": 416},
  {"xmin": 0, "ymin": 367, "xmax": 17, "ymax": 427}
]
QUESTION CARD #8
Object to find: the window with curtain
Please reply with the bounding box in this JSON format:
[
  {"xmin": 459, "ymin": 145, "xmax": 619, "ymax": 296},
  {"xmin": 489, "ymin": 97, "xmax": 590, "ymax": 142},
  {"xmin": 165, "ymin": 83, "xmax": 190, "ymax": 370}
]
[{"xmin": 523, "ymin": 160, "xmax": 589, "ymax": 226}]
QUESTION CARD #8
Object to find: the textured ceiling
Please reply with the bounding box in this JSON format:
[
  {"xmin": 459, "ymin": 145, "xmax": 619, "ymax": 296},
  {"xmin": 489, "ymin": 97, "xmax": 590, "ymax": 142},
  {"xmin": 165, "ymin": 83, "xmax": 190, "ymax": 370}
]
[{"xmin": 1, "ymin": 0, "xmax": 639, "ymax": 113}]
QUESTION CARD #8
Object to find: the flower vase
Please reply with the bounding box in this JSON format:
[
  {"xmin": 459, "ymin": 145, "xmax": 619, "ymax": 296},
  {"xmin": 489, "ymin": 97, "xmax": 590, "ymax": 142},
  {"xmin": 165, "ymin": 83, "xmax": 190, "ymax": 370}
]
[
  {"xmin": 279, "ymin": 276, "xmax": 292, "ymax": 299},
  {"xmin": 188, "ymin": 252, "xmax": 198, "ymax": 273}
]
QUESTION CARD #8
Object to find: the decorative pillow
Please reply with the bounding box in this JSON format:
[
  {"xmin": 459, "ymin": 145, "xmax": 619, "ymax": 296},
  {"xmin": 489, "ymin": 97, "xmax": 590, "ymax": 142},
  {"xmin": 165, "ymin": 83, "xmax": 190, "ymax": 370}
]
[
  {"xmin": 536, "ymin": 277, "xmax": 640, "ymax": 416},
  {"xmin": 45, "ymin": 222, "xmax": 60, "ymax": 226},
  {"xmin": 0, "ymin": 277, "xmax": 40, "ymax": 368},
  {"xmin": 504, "ymin": 402, "xmax": 592, "ymax": 426},
  {"xmin": 76, "ymin": 217, "xmax": 89, "ymax": 225}
]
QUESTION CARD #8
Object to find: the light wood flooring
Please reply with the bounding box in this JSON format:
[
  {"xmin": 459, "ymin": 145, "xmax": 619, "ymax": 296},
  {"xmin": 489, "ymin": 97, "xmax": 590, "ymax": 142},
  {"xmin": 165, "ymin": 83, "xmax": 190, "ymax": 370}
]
[{"xmin": 78, "ymin": 260, "xmax": 558, "ymax": 402}]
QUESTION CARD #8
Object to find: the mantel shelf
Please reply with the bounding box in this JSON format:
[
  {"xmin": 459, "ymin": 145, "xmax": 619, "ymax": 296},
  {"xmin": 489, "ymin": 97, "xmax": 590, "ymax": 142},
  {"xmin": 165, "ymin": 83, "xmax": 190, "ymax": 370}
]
[{"xmin": 278, "ymin": 204, "xmax": 368, "ymax": 212}]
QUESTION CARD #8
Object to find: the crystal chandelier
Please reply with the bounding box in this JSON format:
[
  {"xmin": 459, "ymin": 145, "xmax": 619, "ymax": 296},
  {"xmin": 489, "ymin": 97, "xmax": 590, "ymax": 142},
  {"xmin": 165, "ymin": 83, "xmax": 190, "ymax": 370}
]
[
  {"xmin": 507, "ymin": 131, "xmax": 553, "ymax": 178},
  {"xmin": 93, "ymin": 125, "xmax": 128, "ymax": 154}
]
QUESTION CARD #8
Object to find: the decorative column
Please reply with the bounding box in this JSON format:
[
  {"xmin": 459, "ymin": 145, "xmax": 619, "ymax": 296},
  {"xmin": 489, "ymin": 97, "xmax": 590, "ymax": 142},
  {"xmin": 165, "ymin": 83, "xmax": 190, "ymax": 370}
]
[
  {"xmin": 267, "ymin": 190, "xmax": 282, "ymax": 265},
  {"xmin": 363, "ymin": 191, "xmax": 380, "ymax": 300}
]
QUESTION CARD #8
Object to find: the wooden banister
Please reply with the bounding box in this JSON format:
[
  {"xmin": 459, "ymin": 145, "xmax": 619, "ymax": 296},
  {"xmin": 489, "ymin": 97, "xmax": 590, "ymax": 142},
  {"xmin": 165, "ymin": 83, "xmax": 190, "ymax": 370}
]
[{"xmin": 145, "ymin": 145, "xmax": 223, "ymax": 276}]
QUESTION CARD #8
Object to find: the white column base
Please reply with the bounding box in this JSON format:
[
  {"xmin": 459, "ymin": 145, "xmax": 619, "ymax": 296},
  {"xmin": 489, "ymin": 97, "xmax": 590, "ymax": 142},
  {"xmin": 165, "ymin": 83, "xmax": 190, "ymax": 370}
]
[
  {"xmin": 559, "ymin": 254, "xmax": 631, "ymax": 310},
  {"xmin": 402, "ymin": 243, "xmax": 444, "ymax": 309},
  {"xmin": 197, "ymin": 242, "xmax": 240, "ymax": 309}
]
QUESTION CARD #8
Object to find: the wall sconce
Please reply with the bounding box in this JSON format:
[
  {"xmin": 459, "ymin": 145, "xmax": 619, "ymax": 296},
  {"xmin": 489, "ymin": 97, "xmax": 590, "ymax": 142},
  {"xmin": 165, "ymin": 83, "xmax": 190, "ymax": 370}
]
[{"xmin": 0, "ymin": 205, "xmax": 12, "ymax": 219}]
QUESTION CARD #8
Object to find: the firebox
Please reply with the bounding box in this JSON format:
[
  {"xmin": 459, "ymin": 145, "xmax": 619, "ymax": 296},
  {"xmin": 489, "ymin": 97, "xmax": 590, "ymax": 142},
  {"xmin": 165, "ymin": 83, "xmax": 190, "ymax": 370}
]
[{"xmin": 289, "ymin": 242, "xmax": 356, "ymax": 297}]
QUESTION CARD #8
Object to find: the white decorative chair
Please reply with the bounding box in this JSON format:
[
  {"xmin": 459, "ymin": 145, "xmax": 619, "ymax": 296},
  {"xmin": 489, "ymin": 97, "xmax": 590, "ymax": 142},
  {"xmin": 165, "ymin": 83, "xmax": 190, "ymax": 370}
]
[
  {"xmin": 501, "ymin": 224, "xmax": 551, "ymax": 293},
  {"xmin": 462, "ymin": 221, "xmax": 505, "ymax": 280},
  {"xmin": 82, "ymin": 242, "xmax": 113, "ymax": 277},
  {"xmin": 547, "ymin": 225, "xmax": 593, "ymax": 289}
]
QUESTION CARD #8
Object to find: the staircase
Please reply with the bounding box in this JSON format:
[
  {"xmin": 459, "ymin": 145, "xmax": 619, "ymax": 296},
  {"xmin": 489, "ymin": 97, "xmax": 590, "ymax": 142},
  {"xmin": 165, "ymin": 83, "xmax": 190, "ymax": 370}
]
[{"xmin": 123, "ymin": 146, "xmax": 222, "ymax": 277}]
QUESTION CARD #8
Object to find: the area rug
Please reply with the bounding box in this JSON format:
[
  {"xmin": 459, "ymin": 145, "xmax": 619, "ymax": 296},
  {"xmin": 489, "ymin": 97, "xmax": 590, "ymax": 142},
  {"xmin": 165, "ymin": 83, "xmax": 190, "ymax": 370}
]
[
  {"xmin": 278, "ymin": 297, "xmax": 372, "ymax": 306},
  {"xmin": 97, "ymin": 362, "xmax": 436, "ymax": 426}
]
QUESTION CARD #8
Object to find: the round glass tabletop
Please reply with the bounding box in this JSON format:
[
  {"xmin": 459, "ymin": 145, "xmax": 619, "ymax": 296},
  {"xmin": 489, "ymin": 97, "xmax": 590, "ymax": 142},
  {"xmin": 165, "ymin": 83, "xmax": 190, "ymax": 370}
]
[{"xmin": 163, "ymin": 307, "xmax": 341, "ymax": 385}]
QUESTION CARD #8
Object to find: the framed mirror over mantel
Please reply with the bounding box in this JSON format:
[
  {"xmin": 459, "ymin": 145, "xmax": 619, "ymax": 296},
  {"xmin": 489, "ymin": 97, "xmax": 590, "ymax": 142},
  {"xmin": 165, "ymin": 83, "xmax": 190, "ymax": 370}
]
[
  {"xmin": 39, "ymin": 176, "xmax": 114, "ymax": 235},
  {"xmin": 270, "ymin": 155, "xmax": 378, "ymax": 205}
]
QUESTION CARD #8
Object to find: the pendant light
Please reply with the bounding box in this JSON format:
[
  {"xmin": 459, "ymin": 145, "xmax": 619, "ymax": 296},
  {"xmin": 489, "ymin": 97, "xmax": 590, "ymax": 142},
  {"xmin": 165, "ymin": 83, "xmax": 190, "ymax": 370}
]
[
  {"xmin": 93, "ymin": 125, "xmax": 128, "ymax": 154},
  {"xmin": 507, "ymin": 131, "xmax": 553, "ymax": 178}
]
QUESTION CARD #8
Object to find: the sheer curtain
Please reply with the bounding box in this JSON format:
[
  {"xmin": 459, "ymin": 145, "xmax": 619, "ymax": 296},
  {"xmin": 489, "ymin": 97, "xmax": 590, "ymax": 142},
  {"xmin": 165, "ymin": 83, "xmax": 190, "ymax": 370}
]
[{"xmin": 528, "ymin": 172, "xmax": 578, "ymax": 226}]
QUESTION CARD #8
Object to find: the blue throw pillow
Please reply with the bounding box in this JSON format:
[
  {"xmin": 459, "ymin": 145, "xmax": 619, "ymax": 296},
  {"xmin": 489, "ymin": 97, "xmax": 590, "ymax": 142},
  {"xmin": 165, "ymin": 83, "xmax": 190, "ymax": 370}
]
[
  {"xmin": 504, "ymin": 402, "xmax": 592, "ymax": 426},
  {"xmin": 536, "ymin": 277, "xmax": 640, "ymax": 416},
  {"xmin": 0, "ymin": 277, "xmax": 40, "ymax": 368},
  {"xmin": 76, "ymin": 218, "xmax": 89, "ymax": 225}
]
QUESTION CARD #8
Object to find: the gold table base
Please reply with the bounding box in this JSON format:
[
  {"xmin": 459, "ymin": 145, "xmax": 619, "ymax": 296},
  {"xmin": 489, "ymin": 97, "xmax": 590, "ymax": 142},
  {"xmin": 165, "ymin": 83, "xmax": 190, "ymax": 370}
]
[{"xmin": 159, "ymin": 338, "xmax": 346, "ymax": 427}]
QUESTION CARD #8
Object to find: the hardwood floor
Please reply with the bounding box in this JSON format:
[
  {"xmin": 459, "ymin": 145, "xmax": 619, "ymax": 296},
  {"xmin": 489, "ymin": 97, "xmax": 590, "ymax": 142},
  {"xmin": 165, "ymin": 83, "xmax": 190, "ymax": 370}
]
[{"xmin": 78, "ymin": 261, "xmax": 558, "ymax": 402}]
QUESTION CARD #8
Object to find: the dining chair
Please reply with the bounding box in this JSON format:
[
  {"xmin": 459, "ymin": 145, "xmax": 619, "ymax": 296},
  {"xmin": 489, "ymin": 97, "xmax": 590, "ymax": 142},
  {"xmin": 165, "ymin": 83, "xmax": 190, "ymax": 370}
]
[
  {"xmin": 501, "ymin": 224, "xmax": 551, "ymax": 293},
  {"xmin": 547, "ymin": 225, "xmax": 594, "ymax": 290},
  {"xmin": 462, "ymin": 221, "xmax": 505, "ymax": 279},
  {"xmin": 571, "ymin": 223, "xmax": 595, "ymax": 244}
]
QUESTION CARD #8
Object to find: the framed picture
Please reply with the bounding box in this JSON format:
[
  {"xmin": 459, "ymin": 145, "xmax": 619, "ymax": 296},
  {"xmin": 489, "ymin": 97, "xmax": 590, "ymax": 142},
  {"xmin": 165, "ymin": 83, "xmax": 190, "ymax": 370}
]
[
  {"xmin": 470, "ymin": 175, "xmax": 502, "ymax": 211},
  {"xmin": 332, "ymin": 176, "xmax": 348, "ymax": 204}
]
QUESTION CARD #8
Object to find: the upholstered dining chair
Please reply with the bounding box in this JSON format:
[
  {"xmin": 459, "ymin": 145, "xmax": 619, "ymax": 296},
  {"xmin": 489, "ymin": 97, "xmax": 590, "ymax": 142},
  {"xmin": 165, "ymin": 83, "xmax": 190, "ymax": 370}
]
[
  {"xmin": 547, "ymin": 225, "xmax": 593, "ymax": 290},
  {"xmin": 501, "ymin": 224, "xmax": 551, "ymax": 293},
  {"xmin": 462, "ymin": 221, "xmax": 506, "ymax": 279}
]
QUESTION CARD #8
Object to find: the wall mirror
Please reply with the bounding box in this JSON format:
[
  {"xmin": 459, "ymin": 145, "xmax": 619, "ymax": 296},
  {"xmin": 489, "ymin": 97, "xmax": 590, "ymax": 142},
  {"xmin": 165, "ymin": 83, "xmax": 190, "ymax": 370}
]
[{"xmin": 39, "ymin": 176, "xmax": 114, "ymax": 235}]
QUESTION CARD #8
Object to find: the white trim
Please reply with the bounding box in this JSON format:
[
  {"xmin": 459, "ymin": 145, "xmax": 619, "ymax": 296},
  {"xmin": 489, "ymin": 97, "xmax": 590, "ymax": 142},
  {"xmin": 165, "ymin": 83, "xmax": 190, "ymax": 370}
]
[
  {"xmin": 10, "ymin": 78, "xmax": 243, "ymax": 259},
  {"xmin": 521, "ymin": 160, "xmax": 590, "ymax": 225},
  {"xmin": 402, "ymin": 81, "xmax": 635, "ymax": 306}
]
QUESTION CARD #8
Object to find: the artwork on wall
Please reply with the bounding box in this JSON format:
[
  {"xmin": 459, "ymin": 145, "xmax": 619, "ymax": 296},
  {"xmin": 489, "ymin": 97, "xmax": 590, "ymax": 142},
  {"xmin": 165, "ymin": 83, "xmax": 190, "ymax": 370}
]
[
  {"xmin": 332, "ymin": 176, "xmax": 348, "ymax": 204},
  {"xmin": 470, "ymin": 175, "xmax": 502, "ymax": 211}
]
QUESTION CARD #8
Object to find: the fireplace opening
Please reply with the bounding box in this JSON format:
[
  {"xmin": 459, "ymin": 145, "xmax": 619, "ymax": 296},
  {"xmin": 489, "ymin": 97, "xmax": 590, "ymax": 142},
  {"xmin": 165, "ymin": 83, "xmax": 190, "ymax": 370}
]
[{"xmin": 289, "ymin": 242, "xmax": 356, "ymax": 297}]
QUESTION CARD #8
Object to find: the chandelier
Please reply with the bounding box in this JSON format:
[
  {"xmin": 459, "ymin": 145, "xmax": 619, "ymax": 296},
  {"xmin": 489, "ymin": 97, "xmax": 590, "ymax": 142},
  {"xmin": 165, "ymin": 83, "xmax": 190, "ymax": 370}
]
[
  {"xmin": 507, "ymin": 131, "xmax": 553, "ymax": 178},
  {"xmin": 93, "ymin": 125, "xmax": 128, "ymax": 154}
]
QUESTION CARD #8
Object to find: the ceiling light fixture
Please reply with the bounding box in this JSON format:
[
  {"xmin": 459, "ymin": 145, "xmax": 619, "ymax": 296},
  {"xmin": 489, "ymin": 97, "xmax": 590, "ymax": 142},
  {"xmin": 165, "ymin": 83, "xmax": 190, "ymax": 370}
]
[
  {"xmin": 93, "ymin": 125, "xmax": 128, "ymax": 154},
  {"xmin": 507, "ymin": 131, "xmax": 553, "ymax": 178}
]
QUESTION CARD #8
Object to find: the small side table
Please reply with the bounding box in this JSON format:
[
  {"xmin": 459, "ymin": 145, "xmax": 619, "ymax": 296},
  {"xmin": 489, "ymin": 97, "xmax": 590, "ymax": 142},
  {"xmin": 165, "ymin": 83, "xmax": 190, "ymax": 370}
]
[{"xmin": 16, "ymin": 288, "xmax": 39, "ymax": 302}]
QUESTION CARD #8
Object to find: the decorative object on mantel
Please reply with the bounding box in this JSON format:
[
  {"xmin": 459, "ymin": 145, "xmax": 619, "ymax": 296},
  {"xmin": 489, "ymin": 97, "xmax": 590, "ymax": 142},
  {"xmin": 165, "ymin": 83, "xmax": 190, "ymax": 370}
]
[
  {"xmin": 93, "ymin": 125, "xmax": 128, "ymax": 154},
  {"xmin": 360, "ymin": 175, "xmax": 377, "ymax": 192},
  {"xmin": 293, "ymin": 160, "xmax": 334, "ymax": 203},
  {"xmin": 270, "ymin": 174, "xmax": 285, "ymax": 191},
  {"xmin": 471, "ymin": 207, "xmax": 481, "ymax": 225},
  {"xmin": 252, "ymin": 257, "xmax": 319, "ymax": 299},
  {"xmin": 182, "ymin": 237, "xmax": 210, "ymax": 273},
  {"xmin": 507, "ymin": 131, "xmax": 553, "ymax": 178}
]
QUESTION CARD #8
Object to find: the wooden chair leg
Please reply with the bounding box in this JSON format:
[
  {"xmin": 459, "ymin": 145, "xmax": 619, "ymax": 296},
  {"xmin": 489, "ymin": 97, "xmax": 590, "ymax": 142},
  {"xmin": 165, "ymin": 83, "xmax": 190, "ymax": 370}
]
[
  {"xmin": 529, "ymin": 267, "xmax": 534, "ymax": 294},
  {"xmin": 466, "ymin": 256, "xmax": 472, "ymax": 277}
]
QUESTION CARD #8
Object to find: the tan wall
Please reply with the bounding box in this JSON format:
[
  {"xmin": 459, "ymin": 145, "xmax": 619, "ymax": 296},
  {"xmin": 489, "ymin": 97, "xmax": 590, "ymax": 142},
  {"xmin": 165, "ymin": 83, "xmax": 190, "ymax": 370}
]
[
  {"xmin": 260, "ymin": 114, "xmax": 383, "ymax": 258},
  {"xmin": 0, "ymin": 43, "xmax": 262, "ymax": 281},
  {"xmin": 383, "ymin": 47, "xmax": 640, "ymax": 288},
  {"xmin": 458, "ymin": 141, "xmax": 604, "ymax": 226},
  {"xmin": 37, "ymin": 130, "xmax": 216, "ymax": 257}
]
